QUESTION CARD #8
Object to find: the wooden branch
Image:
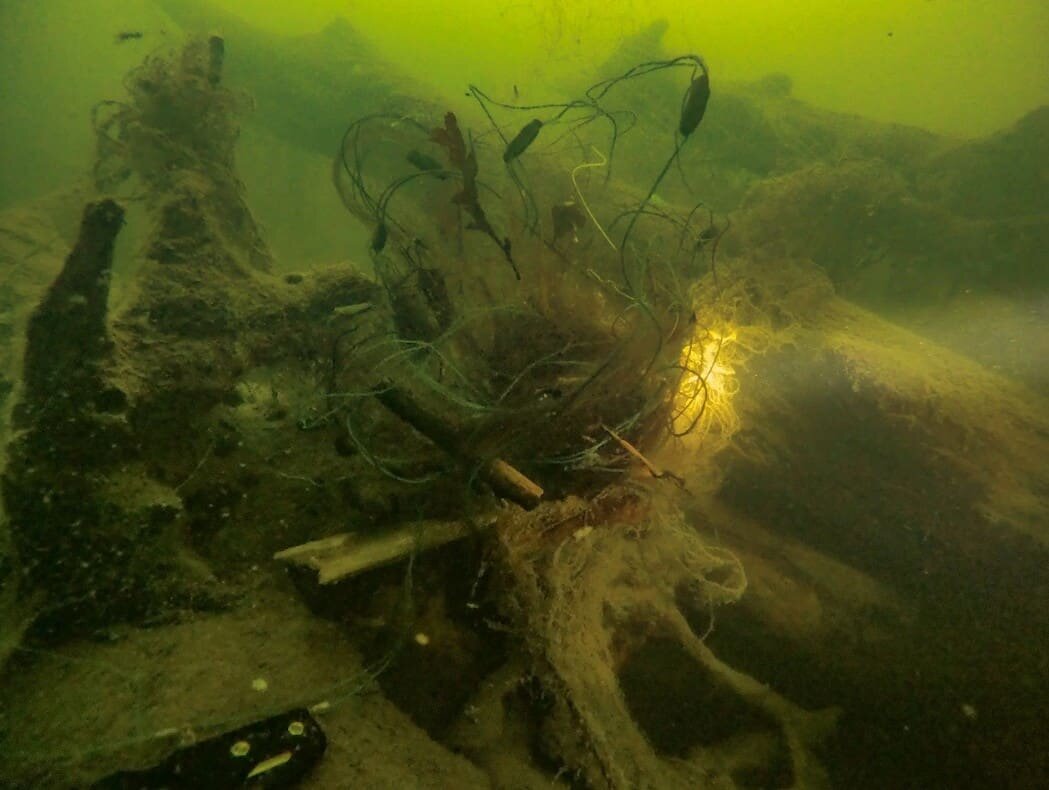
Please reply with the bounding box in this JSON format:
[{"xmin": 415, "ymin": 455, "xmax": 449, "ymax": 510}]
[
  {"xmin": 274, "ymin": 514, "xmax": 497, "ymax": 584},
  {"xmin": 374, "ymin": 382, "xmax": 543, "ymax": 509},
  {"xmin": 601, "ymin": 423, "xmax": 686, "ymax": 489},
  {"xmin": 485, "ymin": 459, "xmax": 544, "ymax": 507}
]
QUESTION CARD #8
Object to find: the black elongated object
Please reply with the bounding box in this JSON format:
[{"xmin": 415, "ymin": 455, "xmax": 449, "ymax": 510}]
[
  {"xmin": 93, "ymin": 708, "xmax": 327, "ymax": 789},
  {"xmin": 679, "ymin": 66, "xmax": 710, "ymax": 137},
  {"xmin": 503, "ymin": 118, "xmax": 543, "ymax": 162}
]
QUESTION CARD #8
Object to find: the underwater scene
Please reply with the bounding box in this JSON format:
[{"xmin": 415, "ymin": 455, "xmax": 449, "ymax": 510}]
[{"xmin": 1, "ymin": 1, "xmax": 1047, "ymax": 787}]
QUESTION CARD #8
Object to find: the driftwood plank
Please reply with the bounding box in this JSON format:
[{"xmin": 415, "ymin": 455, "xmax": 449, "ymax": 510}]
[{"xmin": 274, "ymin": 514, "xmax": 498, "ymax": 584}]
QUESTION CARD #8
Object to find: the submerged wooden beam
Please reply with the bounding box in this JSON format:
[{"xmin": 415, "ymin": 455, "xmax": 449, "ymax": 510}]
[
  {"xmin": 373, "ymin": 383, "xmax": 544, "ymax": 509},
  {"xmin": 274, "ymin": 514, "xmax": 498, "ymax": 585}
]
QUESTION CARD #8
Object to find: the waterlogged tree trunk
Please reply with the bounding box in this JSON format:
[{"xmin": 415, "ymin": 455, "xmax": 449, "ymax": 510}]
[
  {"xmin": 4, "ymin": 199, "xmax": 131, "ymax": 616},
  {"xmin": 1, "ymin": 199, "xmax": 215, "ymax": 636}
]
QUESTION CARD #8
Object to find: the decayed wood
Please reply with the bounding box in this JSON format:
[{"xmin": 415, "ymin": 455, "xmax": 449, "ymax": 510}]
[
  {"xmin": 374, "ymin": 382, "xmax": 544, "ymax": 509},
  {"xmin": 20, "ymin": 198, "xmax": 124, "ymax": 412},
  {"xmin": 3, "ymin": 200, "xmax": 128, "ymax": 621},
  {"xmin": 274, "ymin": 514, "xmax": 498, "ymax": 584},
  {"xmin": 0, "ymin": 198, "xmax": 232, "ymax": 638}
]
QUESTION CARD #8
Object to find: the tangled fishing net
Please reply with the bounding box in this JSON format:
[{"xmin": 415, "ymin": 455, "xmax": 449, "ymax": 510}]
[
  {"xmin": 0, "ymin": 32, "xmax": 838, "ymax": 787},
  {"xmin": 328, "ymin": 58, "xmax": 734, "ymax": 492},
  {"xmin": 92, "ymin": 35, "xmax": 271, "ymax": 273},
  {"xmin": 330, "ymin": 55, "xmax": 834, "ymax": 786},
  {"xmin": 496, "ymin": 487, "xmax": 834, "ymax": 787}
]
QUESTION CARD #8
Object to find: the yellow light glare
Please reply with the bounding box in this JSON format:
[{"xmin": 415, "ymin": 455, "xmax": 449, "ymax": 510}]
[{"xmin": 672, "ymin": 327, "xmax": 740, "ymax": 440}]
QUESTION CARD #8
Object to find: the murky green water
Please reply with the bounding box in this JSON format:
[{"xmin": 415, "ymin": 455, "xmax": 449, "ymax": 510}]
[{"xmin": 2, "ymin": 2, "xmax": 1047, "ymax": 788}]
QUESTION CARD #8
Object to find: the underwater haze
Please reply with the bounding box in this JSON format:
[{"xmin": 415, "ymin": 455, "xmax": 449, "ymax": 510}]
[
  {"xmin": 1, "ymin": 1, "xmax": 1048, "ymax": 788},
  {"xmin": 4, "ymin": 0, "xmax": 1049, "ymax": 209},
  {"xmin": 203, "ymin": 0, "xmax": 1049, "ymax": 137}
]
